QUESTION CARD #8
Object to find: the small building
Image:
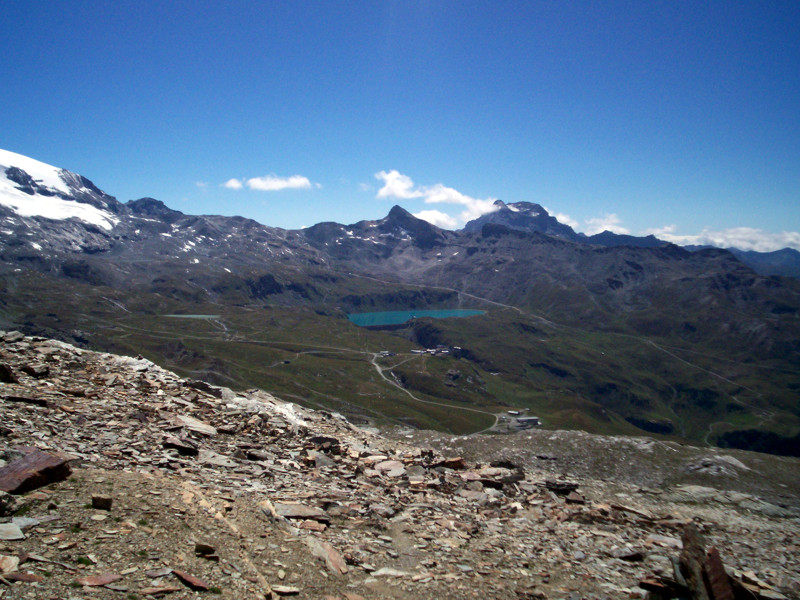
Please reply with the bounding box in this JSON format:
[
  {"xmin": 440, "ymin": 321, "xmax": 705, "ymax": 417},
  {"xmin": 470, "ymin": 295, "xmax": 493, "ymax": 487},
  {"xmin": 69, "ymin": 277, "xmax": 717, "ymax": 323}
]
[{"xmin": 515, "ymin": 416, "xmax": 541, "ymax": 428}]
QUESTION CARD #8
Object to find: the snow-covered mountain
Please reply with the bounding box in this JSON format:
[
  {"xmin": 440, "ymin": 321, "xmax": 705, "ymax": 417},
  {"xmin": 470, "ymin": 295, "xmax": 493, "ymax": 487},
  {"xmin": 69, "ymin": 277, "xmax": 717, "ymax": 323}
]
[
  {"xmin": 0, "ymin": 149, "xmax": 132, "ymax": 256},
  {"xmin": 1, "ymin": 148, "xmax": 798, "ymax": 280},
  {"xmin": 461, "ymin": 199, "xmax": 665, "ymax": 249},
  {"xmin": 0, "ymin": 149, "xmax": 318, "ymax": 266},
  {"xmin": 0, "ymin": 149, "xmax": 121, "ymax": 230},
  {"xmin": 462, "ymin": 200, "xmax": 578, "ymax": 239}
]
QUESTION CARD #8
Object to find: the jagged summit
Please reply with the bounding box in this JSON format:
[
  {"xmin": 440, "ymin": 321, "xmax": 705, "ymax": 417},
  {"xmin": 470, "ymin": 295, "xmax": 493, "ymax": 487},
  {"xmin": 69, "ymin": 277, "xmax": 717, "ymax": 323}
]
[
  {"xmin": 462, "ymin": 199, "xmax": 577, "ymax": 239},
  {"xmin": 378, "ymin": 205, "xmax": 447, "ymax": 247},
  {"xmin": 501, "ymin": 200, "xmax": 544, "ymax": 215},
  {"xmin": 462, "ymin": 200, "xmax": 672, "ymax": 251},
  {"xmin": 303, "ymin": 204, "xmax": 450, "ymax": 254},
  {"xmin": 387, "ymin": 203, "xmax": 415, "ymax": 220}
]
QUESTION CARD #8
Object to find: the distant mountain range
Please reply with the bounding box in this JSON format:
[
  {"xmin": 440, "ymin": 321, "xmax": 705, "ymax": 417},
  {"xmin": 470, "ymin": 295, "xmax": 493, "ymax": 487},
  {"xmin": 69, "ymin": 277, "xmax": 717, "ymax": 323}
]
[
  {"xmin": 1, "ymin": 148, "xmax": 797, "ymax": 277},
  {"xmin": 1, "ymin": 148, "xmax": 799, "ymax": 455},
  {"xmin": 465, "ymin": 198, "xmax": 800, "ymax": 277},
  {"xmin": 464, "ymin": 199, "xmax": 665, "ymax": 248},
  {"xmin": 684, "ymin": 244, "xmax": 800, "ymax": 279}
]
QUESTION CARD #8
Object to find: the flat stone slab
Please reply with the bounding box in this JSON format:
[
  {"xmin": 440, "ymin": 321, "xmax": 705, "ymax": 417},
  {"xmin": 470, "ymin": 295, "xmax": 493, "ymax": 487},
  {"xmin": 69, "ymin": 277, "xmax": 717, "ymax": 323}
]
[
  {"xmin": 273, "ymin": 502, "xmax": 330, "ymax": 522},
  {"xmin": 11, "ymin": 517, "xmax": 40, "ymax": 530},
  {"xmin": 374, "ymin": 460, "xmax": 404, "ymax": 473},
  {"xmin": 172, "ymin": 568, "xmax": 210, "ymax": 591},
  {"xmin": 0, "ymin": 523, "xmax": 25, "ymax": 540},
  {"xmin": 77, "ymin": 573, "xmax": 123, "ymax": 587},
  {"xmin": 372, "ymin": 567, "xmax": 410, "ymax": 578},
  {"xmin": 305, "ymin": 536, "xmax": 348, "ymax": 574},
  {"xmin": 0, "ymin": 554, "xmax": 20, "ymax": 573},
  {"xmin": 198, "ymin": 449, "xmax": 236, "ymax": 468},
  {"xmin": 174, "ymin": 414, "xmax": 217, "ymax": 436},
  {"xmin": 0, "ymin": 448, "xmax": 72, "ymax": 494}
]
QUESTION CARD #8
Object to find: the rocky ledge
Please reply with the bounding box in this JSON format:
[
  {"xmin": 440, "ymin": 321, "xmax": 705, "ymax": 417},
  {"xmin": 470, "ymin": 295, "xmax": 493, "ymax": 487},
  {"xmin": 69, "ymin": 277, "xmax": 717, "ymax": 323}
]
[{"xmin": 0, "ymin": 331, "xmax": 798, "ymax": 599}]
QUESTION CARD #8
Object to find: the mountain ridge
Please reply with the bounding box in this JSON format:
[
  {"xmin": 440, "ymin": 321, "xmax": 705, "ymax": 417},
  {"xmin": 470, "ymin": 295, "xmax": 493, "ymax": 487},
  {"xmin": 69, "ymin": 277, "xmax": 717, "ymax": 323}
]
[
  {"xmin": 2, "ymin": 148, "xmax": 797, "ymax": 264},
  {"xmin": 1, "ymin": 149, "xmax": 799, "ymax": 455}
]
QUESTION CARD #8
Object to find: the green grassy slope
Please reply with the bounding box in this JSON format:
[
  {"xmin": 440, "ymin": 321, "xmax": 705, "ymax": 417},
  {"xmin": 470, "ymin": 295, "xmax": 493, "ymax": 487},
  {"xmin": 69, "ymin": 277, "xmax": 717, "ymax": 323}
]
[{"xmin": 1, "ymin": 267, "xmax": 798, "ymax": 447}]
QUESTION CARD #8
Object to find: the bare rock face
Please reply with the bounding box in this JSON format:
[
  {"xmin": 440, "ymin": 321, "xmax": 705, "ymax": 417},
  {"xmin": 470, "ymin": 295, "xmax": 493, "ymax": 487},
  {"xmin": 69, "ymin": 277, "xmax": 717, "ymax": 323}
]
[{"xmin": 0, "ymin": 332, "xmax": 798, "ymax": 599}]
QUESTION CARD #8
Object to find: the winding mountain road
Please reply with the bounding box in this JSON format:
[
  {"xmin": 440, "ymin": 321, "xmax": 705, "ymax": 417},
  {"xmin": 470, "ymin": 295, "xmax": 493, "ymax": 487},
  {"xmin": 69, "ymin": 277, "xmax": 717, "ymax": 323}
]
[{"xmin": 369, "ymin": 352, "xmax": 499, "ymax": 434}]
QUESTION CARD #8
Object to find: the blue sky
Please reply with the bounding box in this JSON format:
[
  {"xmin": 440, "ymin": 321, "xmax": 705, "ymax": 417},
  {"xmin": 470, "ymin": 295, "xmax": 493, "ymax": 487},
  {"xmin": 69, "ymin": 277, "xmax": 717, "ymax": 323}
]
[{"xmin": 2, "ymin": 1, "xmax": 799, "ymax": 250}]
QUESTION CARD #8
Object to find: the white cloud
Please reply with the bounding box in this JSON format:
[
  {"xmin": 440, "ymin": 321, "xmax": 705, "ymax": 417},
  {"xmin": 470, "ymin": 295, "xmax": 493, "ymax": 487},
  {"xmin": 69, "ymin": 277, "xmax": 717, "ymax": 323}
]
[
  {"xmin": 375, "ymin": 170, "xmax": 424, "ymax": 199},
  {"xmin": 246, "ymin": 174, "xmax": 313, "ymax": 191},
  {"xmin": 583, "ymin": 213, "xmax": 630, "ymax": 235},
  {"xmin": 414, "ymin": 210, "xmax": 459, "ymax": 229},
  {"xmin": 544, "ymin": 206, "xmax": 578, "ymax": 229},
  {"xmin": 195, "ymin": 181, "xmax": 209, "ymax": 190},
  {"xmin": 375, "ymin": 170, "xmax": 498, "ymax": 228},
  {"xmin": 556, "ymin": 213, "xmax": 579, "ymax": 229},
  {"xmin": 223, "ymin": 174, "xmax": 317, "ymax": 191},
  {"xmin": 643, "ymin": 225, "xmax": 800, "ymax": 252},
  {"xmin": 641, "ymin": 224, "xmax": 678, "ymax": 237}
]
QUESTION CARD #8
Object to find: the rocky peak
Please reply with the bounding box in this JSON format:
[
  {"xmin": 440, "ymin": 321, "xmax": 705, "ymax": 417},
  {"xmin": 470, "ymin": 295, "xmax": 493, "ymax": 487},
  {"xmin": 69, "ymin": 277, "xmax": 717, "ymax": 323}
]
[
  {"xmin": 506, "ymin": 200, "xmax": 547, "ymax": 216},
  {"xmin": 127, "ymin": 197, "xmax": 184, "ymax": 223},
  {"xmin": 379, "ymin": 205, "xmax": 447, "ymax": 248},
  {"xmin": 462, "ymin": 200, "xmax": 577, "ymax": 239}
]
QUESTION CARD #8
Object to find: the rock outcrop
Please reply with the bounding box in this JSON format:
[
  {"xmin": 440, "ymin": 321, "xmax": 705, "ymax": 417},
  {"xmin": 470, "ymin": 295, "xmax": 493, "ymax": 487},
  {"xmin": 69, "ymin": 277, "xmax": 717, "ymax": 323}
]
[{"xmin": 0, "ymin": 331, "xmax": 798, "ymax": 599}]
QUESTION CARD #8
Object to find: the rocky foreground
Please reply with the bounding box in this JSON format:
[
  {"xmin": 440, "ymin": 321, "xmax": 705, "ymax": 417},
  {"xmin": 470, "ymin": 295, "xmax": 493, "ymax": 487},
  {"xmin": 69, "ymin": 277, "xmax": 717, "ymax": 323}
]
[{"xmin": 0, "ymin": 332, "xmax": 798, "ymax": 600}]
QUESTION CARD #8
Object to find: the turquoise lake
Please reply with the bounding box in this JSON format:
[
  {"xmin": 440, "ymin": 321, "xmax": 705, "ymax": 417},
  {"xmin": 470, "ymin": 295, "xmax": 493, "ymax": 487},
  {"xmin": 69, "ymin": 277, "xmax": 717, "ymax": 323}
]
[{"xmin": 347, "ymin": 309, "xmax": 485, "ymax": 327}]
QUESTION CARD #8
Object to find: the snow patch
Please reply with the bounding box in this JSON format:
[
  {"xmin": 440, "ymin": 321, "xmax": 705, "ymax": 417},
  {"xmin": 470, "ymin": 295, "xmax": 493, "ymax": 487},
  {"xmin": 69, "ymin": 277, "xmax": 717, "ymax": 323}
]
[
  {"xmin": 0, "ymin": 175, "xmax": 118, "ymax": 230},
  {"xmin": 0, "ymin": 149, "xmax": 71, "ymax": 194},
  {"xmin": 0, "ymin": 149, "xmax": 118, "ymax": 230}
]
